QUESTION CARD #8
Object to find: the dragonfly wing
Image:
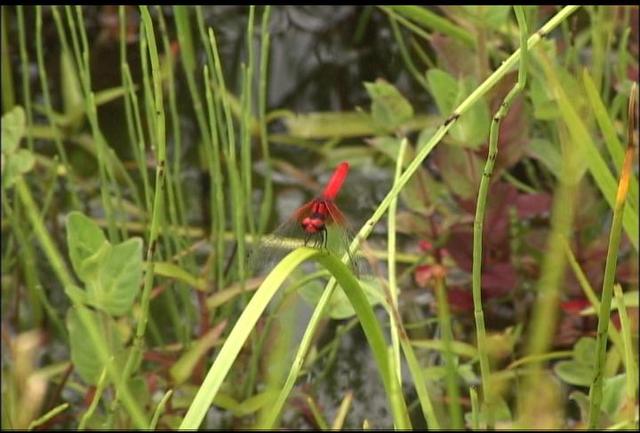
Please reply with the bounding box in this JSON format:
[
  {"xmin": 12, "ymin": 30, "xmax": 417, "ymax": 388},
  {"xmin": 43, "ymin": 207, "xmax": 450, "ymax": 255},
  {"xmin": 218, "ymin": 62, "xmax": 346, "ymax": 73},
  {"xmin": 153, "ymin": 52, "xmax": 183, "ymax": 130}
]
[
  {"xmin": 324, "ymin": 201, "xmax": 347, "ymax": 226},
  {"xmin": 292, "ymin": 201, "xmax": 315, "ymax": 223}
]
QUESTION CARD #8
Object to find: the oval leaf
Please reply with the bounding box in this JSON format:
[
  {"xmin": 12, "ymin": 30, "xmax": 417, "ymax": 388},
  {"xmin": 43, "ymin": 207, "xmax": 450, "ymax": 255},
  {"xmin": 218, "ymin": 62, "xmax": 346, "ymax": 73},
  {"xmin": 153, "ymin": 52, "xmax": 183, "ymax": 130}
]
[
  {"xmin": 365, "ymin": 79, "xmax": 414, "ymax": 131},
  {"xmin": 87, "ymin": 237, "xmax": 143, "ymax": 316},
  {"xmin": 66, "ymin": 211, "xmax": 107, "ymax": 282},
  {"xmin": 1, "ymin": 105, "xmax": 26, "ymax": 155},
  {"xmin": 553, "ymin": 360, "xmax": 594, "ymax": 386},
  {"xmin": 66, "ymin": 306, "xmax": 123, "ymax": 385}
]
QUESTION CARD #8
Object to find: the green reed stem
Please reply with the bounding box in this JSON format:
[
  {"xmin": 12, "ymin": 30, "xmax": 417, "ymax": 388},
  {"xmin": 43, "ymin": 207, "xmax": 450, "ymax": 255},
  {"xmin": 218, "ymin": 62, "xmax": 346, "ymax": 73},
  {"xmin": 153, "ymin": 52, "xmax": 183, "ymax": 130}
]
[
  {"xmin": 388, "ymin": 15, "xmax": 429, "ymax": 93},
  {"xmin": 210, "ymin": 27, "xmax": 246, "ymax": 285},
  {"xmin": 257, "ymin": 6, "xmax": 273, "ymax": 237},
  {"xmin": 203, "ymin": 64, "xmax": 227, "ymax": 291},
  {"xmin": 57, "ymin": 6, "xmax": 119, "ymax": 241},
  {"xmin": 120, "ymin": 5, "xmax": 167, "ymax": 406},
  {"xmin": 388, "ymin": 138, "xmax": 408, "ymax": 382},
  {"xmin": 563, "ymin": 240, "xmax": 626, "ymax": 359},
  {"xmin": 35, "ymin": 7, "xmax": 80, "ymax": 209},
  {"xmin": 121, "ymin": 62, "xmax": 152, "ymax": 212},
  {"xmin": 190, "ymin": 6, "xmax": 226, "ymax": 289},
  {"xmin": 1, "ymin": 195, "xmax": 64, "ymax": 336},
  {"xmin": 588, "ymin": 82, "xmax": 637, "ymax": 429},
  {"xmin": 27, "ymin": 403, "xmax": 69, "ymax": 430},
  {"xmin": 16, "ymin": 6, "xmax": 33, "ymax": 151},
  {"xmin": 150, "ymin": 390, "xmax": 173, "ymax": 430},
  {"xmin": 435, "ymin": 270, "xmax": 463, "ymax": 428},
  {"xmin": 156, "ymin": 7, "xmax": 196, "ymax": 345},
  {"xmin": 78, "ymin": 367, "xmax": 107, "ymax": 430},
  {"xmin": 614, "ymin": 283, "xmax": 638, "ymax": 427},
  {"xmin": 120, "ymin": 6, "xmax": 152, "ymax": 214},
  {"xmin": 156, "ymin": 8, "xmax": 187, "ymax": 230},
  {"xmin": 1, "ymin": 6, "xmax": 15, "ymax": 111},
  {"xmin": 470, "ymin": 386, "xmax": 480, "ymax": 430},
  {"xmin": 242, "ymin": 6, "xmax": 256, "ymax": 237},
  {"xmin": 471, "ymin": 6, "xmax": 528, "ymax": 427}
]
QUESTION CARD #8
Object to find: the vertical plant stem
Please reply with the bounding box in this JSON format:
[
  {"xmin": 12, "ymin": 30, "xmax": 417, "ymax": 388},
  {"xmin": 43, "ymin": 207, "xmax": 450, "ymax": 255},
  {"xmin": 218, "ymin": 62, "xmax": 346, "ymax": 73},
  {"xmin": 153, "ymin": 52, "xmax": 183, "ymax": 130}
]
[
  {"xmin": 203, "ymin": 64, "xmax": 227, "ymax": 292},
  {"xmin": 563, "ymin": 240, "xmax": 626, "ymax": 359},
  {"xmin": 210, "ymin": 27, "xmax": 246, "ymax": 285},
  {"xmin": 35, "ymin": 7, "xmax": 80, "ymax": 209},
  {"xmin": 470, "ymin": 386, "xmax": 480, "ymax": 430},
  {"xmin": 16, "ymin": 6, "xmax": 33, "ymax": 151},
  {"xmin": 257, "ymin": 6, "xmax": 273, "ymax": 236},
  {"xmin": 119, "ymin": 6, "xmax": 167, "ymax": 405},
  {"xmin": 613, "ymin": 283, "xmax": 638, "ymax": 427},
  {"xmin": 434, "ymin": 268, "xmax": 463, "ymax": 428},
  {"xmin": 1, "ymin": 6, "xmax": 15, "ymax": 111},
  {"xmin": 120, "ymin": 6, "xmax": 152, "ymax": 214},
  {"xmin": 471, "ymin": 6, "xmax": 528, "ymax": 427},
  {"xmin": 78, "ymin": 367, "xmax": 108, "ymax": 430},
  {"xmin": 588, "ymin": 82, "xmax": 637, "ymax": 429},
  {"xmin": 388, "ymin": 15, "xmax": 430, "ymax": 92},
  {"xmin": 154, "ymin": 6, "xmax": 194, "ymax": 346},
  {"xmin": 241, "ymin": 6, "xmax": 255, "ymax": 237},
  {"xmin": 150, "ymin": 390, "xmax": 173, "ymax": 430},
  {"xmin": 388, "ymin": 138, "xmax": 408, "ymax": 382},
  {"xmin": 57, "ymin": 6, "xmax": 119, "ymax": 241}
]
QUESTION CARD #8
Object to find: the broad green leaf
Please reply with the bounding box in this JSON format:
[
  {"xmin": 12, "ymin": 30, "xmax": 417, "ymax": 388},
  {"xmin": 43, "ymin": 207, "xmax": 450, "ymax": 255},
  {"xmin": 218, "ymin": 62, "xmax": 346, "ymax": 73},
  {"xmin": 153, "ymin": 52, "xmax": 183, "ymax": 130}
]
[
  {"xmin": 284, "ymin": 112, "xmax": 435, "ymax": 139},
  {"xmin": 66, "ymin": 306, "xmax": 124, "ymax": 385},
  {"xmin": 284, "ymin": 111, "xmax": 375, "ymax": 138},
  {"xmin": 554, "ymin": 360, "xmax": 594, "ymax": 386},
  {"xmin": 86, "ymin": 237, "xmax": 142, "ymax": 316},
  {"xmin": 573, "ymin": 337, "xmax": 597, "ymax": 367},
  {"xmin": 64, "ymin": 284, "xmax": 88, "ymax": 306},
  {"xmin": 426, "ymin": 69, "xmax": 489, "ymax": 148},
  {"xmin": 78, "ymin": 241, "xmax": 111, "ymax": 286},
  {"xmin": 436, "ymin": 145, "xmax": 482, "ymax": 199},
  {"xmin": 451, "ymin": 77, "xmax": 490, "ymax": 147},
  {"xmin": 529, "ymin": 78, "xmax": 559, "ymax": 120},
  {"xmin": 601, "ymin": 374, "xmax": 626, "ymax": 417},
  {"xmin": 299, "ymin": 275, "xmax": 385, "ymax": 320},
  {"xmin": 479, "ymin": 6, "xmax": 511, "ymax": 29},
  {"xmin": 365, "ymin": 79, "xmax": 414, "ymax": 131},
  {"xmin": 528, "ymin": 138, "xmax": 562, "ymax": 175},
  {"xmin": 1, "ymin": 105, "xmax": 25, "ymax": 154},
  {"xmin": 128, "ymin": 376, "xmax": 151, "ymax": 410},
  {"xmin": 2, "ymin": 148, "xmax": 35, "ymax": 187},
  {"xmin": 427, "ymin": 68, "xmax": 459, "ymax": 117},
  {"xmin": 464, "ymin": 395, "xmax": 512, "ymax": 428},
  {"xmin": 66, "ymin": 211, "xmax": 107, "ymax": 281}
]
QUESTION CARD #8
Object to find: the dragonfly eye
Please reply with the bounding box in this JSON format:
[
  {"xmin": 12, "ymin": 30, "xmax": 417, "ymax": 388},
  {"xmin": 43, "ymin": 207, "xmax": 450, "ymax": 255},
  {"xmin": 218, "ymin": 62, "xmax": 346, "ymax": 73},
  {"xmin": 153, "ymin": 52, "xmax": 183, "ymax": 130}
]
[{"xmin": 301, "ymin": 216, "xmax": 325, "ymax": 234}]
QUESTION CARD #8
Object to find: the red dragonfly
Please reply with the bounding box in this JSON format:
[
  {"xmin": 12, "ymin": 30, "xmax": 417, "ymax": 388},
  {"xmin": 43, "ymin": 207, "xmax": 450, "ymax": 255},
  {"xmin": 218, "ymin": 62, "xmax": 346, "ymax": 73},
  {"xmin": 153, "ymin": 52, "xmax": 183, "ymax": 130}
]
[{"xmin": 250, "ymin": 162, "xmax": 357, "ymax": 274}]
